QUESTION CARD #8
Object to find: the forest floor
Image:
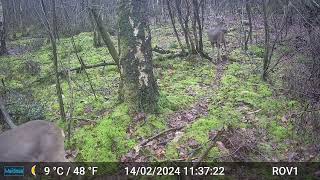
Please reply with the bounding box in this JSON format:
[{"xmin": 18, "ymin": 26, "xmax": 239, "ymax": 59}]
[{"xmin": 0, "ymin": 25, "xmax": 319, "ymax": 164}]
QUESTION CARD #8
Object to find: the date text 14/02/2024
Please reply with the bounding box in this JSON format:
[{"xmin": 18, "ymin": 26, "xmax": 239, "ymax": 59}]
[
  {"xmin": 125, "ymin": 166, "xmax": 299, "ymax": 176},
  {"xmin": 125, "ymin": 166, "xmax": 225, "ymax": 176}
]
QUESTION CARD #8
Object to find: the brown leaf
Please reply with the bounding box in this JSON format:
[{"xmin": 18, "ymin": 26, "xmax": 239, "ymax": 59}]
[{"xmin": 188, "ymin": 139, "xmax": 200, "ymax": 149}]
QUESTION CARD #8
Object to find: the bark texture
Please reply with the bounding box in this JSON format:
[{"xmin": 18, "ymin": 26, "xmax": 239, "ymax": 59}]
[
  {"xmin": 0, "ymin": 0, "xmax": 7, "ymax": 55},
  {"xmin": 118, "ymin": 0, "xmax": 159, "ymax": 113}
]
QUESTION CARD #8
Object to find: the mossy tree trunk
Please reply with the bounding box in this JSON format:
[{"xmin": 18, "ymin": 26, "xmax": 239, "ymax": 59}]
[
  {"xmin": 118, "ymin": 0, "xmax": 159, "ymax": 114},
  {"xmin": 0, "ymin": 0, "xmax": 7, "ymax": 55}
]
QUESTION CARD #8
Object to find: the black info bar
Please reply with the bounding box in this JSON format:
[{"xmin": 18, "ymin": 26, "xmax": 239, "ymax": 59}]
[{"xmin": 1, "ymin": 162, "xmax": 319, "ymax": 179}]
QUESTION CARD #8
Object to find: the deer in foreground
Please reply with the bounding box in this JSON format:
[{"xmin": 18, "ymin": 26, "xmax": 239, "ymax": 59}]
[
  {"xmin": 0, "ymin": 120, "xmax": 69, "ymax": 162},
  {"xmin": 208, "ymin": 20, "xmax": 228, "ymax": 62}
]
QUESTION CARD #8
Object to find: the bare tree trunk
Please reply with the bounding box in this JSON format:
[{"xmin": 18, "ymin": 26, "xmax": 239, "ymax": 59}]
[
  {"xmin": 17, "ymin": 0, "xmax": 25, "ymax": 35},
  {"xmin": 192, "ymin": 0, "xmax": 204, "ymax": 53},
  {"xmin": 12, "ymin": 0, "xmax": 17, "ymax": 38},
  {"xmin": 51, "ymin": 0, "xmax": 59, "ymax": 40},
  {"xmin": 192, "ymin": 1, "xmax": 199, "ymax": 51},
  {"xmin": 175, "ymin": 0, "xmax": 191, "ymax": 52},
  {"xmin": 166, "ymin": 0, "xmax": 185, "ymax": 52},
  {"xmin": 118, "ymin": 0, "xmax": 159, "ymax": 113},
  {"xmin": 245, "ymin": 0, "xmax": 253, "ymax": 50},
  {"xmin": 91, "ymin": 9, "xmax": 120, "ymax": 69},
  {"xmin": 262, "ymin": 0, "xmax": 270, "ymax": 81},
  {"xmin": 184, "ymin": 0, "xmax": 196, "ymax": 53},
  {"xmin": 246, "ymin": 0, "xmax": 252, "ymax": 44},
  {"xmin": 40, "ymin": 0, "xmax": 66, "ymax": 121},
  {"xmin": 0, "ymin": 0, "xmax": 7, "ymax": 55},
  {"xmin": 89, "ymin": 8, "xmax": 102, "ymax": 48}
]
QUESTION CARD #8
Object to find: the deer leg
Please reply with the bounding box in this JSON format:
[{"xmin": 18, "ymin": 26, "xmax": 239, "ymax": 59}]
[
  {"xmin": 211, "ymin": 42, "xmax": 215, "ymax": 54},
  {"xmin": 217, "ymin": 44, "xmax": 221, "ymax": 62}
]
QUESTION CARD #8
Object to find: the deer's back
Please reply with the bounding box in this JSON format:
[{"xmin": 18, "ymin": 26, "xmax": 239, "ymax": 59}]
[
  {"xmin": 208, "ymin": 27, "xmax": 226, "ymax": 44},
  {"xmin": 0, "ymin": 120, "xmax": 67, "ymax": 162}
]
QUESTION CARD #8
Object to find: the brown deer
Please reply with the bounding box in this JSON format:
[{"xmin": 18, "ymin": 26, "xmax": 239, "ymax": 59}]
[
  {"xmin": 208, "ymin": 19, "xmax": 228, "ymax": 62},
  {"xmin": 0, "ymin": 120, "xmax": 69, "ymax": 162}
]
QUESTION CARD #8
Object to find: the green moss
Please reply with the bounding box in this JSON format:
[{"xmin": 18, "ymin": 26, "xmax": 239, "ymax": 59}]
[
  {"xmin": 169, "ymin": 42, "xmax": 178, "ymax": 49},
  {"xmin": 72, "ymin": 104, "xmax": 135, "ymax": 162},
  {"xmin": 185, "ymin": 116, "xmax": 224, "ymax": 144},
  {"xmin": 165, "ymin": 142, "xmax": 180, "ymax": 159},
  {"xmin": 135, "ymin": 115, "xmax": 166, "ymax": 138},
  {"xmin": 166, "ymin": 95, "xmax": 193, "ymax": 110},
  {"xmin": 269, "ymin": 121, "xmax": 291, "ymax": 141},
  {"xmin": 248, "ymin": 45, "xmax": 264, "ymax": 58},
  {"xmin": 210, "ymin": 105, "xmax": 242, "ymax": 127},
  {"xmin": 156, "ymin": 59, "xmax": 215, "ymax": 112},
  {"xmin": 229, "ymin": 48, "xmax": 250, "ymax": 62},
  {"xmin": 208, "ymin": 147, "xmax": 221, "ymax": 158}
]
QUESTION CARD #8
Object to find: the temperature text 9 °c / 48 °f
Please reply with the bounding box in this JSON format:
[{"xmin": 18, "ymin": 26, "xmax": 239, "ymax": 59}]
[{"xmin": 43, "ymin": 166, "xmax": 98, "ymax": 176}]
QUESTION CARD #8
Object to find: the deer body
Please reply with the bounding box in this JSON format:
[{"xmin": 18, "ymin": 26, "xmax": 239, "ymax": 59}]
[
  {"xmin": 208, "ymin": 25, "xmax": 227, "ymax": 62},
  {"xmin": 0, "ymin": 120, "xmax": 68, "ymax": 162}
]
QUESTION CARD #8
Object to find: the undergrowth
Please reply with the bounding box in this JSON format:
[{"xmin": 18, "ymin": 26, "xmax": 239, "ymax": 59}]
[{"xmin": 0, "ymin": 31, "xmax": 304, "ymax": 163}]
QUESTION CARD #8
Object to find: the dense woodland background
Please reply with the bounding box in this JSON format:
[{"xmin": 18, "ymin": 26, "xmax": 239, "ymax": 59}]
[{"xmin": 0, "ymin": 0, "xmax": 320, "ymax": 163}]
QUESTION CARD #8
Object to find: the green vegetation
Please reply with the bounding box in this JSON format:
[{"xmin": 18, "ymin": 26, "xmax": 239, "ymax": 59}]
[{"xmin": 0, "ymin": 31, "xmax": 304, "ymax": 162}]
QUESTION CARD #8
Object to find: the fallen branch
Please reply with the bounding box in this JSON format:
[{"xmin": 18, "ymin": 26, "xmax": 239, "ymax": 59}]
[
  {"xmin": 247, "ymin": 109, "xmax": 261, "ymax": 115},
  {"xmin": 154, "ymin": 51, "xmax": 189, "ymax": 61},
  {"xmin": 140, "ymin": 126, "xmax": 185, "ymax": 147},
  {"xmin": 72, "ymin": 117, "xmax": 98, "ymax": 125},
  {"xmin": 153, "ymin": 46, "xmax": 175, "ymax": 54},
  {"xmin": 67, "ymin": 62, "xmax": 116, "ymax": 72}
]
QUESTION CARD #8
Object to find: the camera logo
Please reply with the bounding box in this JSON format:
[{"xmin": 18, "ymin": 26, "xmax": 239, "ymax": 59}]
[{"xmin": 4, "ymin": 166, "xmax": 25, "ymax": 176}]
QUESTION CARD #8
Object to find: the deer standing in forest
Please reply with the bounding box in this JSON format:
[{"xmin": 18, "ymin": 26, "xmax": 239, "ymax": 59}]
[
  {"xmin": 0, "ymin": 120, "xmax": 69, "ymax": 162},
  {"xmin": 208, "ymin": 18, "xmax": 228, "ymax": 62}
]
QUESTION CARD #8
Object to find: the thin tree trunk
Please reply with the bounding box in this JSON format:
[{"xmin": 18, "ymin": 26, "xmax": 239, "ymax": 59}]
[
  {"xmin": 175, "ymin": 0, "xmax": 191, "ymax": 52},
  {"xmin": 184, "ymin": 0, "xmax": 196, "ymax": 53},
  {"xmin": 51, "ymin": 0, "xmax": 59, "ymax": 40},
  {"xmin": 246, "ymin": 0, "xmax": 253, "ymax": 44},
  {"xmin": 193, "ymin": 0, "xmax": 204, "ymax": 53},
  {"xmin": 91, "ymin": 9, "xmax": 120, "ymax": 70},
  {"xmin": 262, "ymin": 0, "xmax": 270, "ymax": 81},
  {"xmin": 166, "ymin": 0, "xmax": 184, "ymax": 52},
  {"xmin": 0, "ymin": 0, "xmax": 7, "ymax": 55},
  {"xmin": 192, "ymin": 1, "xmax": 199, "ymax": 51},
  {"xmin": 40, "ymin": 0, "xmax": 66, "ymax": 121}
]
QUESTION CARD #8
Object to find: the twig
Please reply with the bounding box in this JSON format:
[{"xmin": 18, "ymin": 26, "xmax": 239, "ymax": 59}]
[
  {"xmin": 171, "ymin": 157, "xmax": 198, "ymax": 161},
  {"xmin": 208, "ymin": 145, "xmax": 243, "ymax": 160},
  {"xmin": 193, "ymin": 129, "xmax": 224, "ymax": 167},
  {"xmin": 72, "ymin": 117, "xmax": 98, "ymax": 125},
  {"xmin": 293, "ymin": 108, "xmax": 320, "ymax": 116},
  {"xmin": 247, "ymin": 109, "xmax": 261, "ymax": 115},
  {"xmin": 140, "ymin": 126, "xmax": 185, "ymax": 147},
  {"xmin": 153, "ymin": 46, "xmax": 175, "ymax": 54},
  {"xmin": 0, "ymin": 96, "xmax": 16, "ymax": 128}
]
